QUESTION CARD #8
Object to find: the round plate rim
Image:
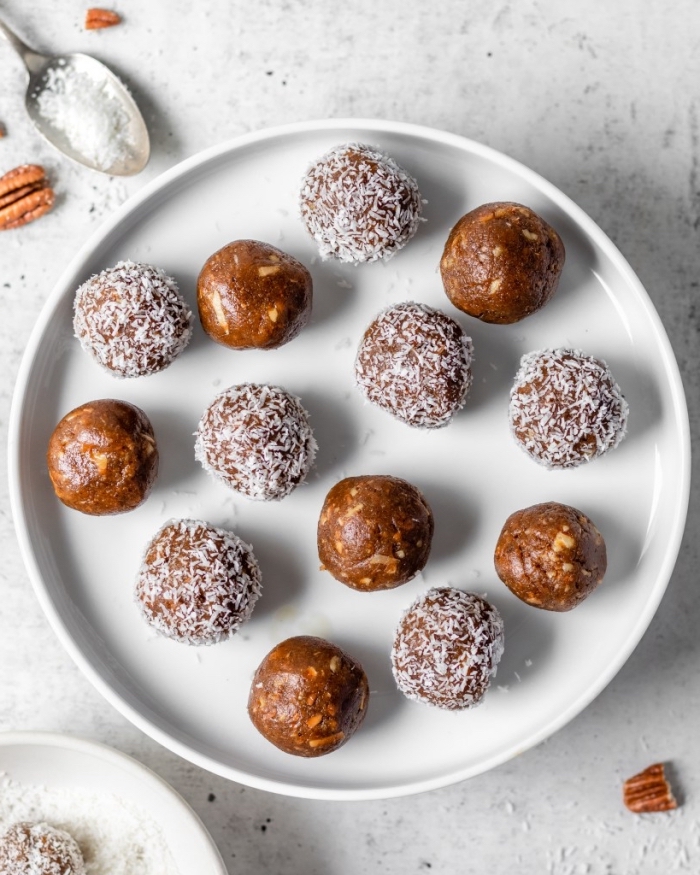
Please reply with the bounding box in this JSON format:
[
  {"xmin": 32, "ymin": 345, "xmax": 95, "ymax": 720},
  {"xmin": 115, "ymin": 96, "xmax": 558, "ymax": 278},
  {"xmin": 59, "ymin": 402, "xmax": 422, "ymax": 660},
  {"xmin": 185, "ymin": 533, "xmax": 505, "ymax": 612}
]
[
  {"xmin": 7, "ymin": 118, "xmax": 691, "ymax": 800},
  {"xmin": 0, "ymin": 729, "xmax": 228, "ymax": 872}
]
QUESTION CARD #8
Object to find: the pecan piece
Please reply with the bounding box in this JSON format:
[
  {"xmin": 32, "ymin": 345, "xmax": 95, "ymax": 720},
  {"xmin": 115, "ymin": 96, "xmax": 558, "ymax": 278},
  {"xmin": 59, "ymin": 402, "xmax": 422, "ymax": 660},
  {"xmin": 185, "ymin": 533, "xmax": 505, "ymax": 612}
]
[
  {"xmin": 85, "ymin": 8, "xmax": 122, "ymax": 29},
  {"xmin": 0, "ymin": 164, "xmax": 45, "ymax": 199},
  {"xmin": 623, "ymin": 762, "xmax": 678, "ymax": 813},
  {"xmin": 0, "ymin": 164, "xmax": 55, "ymax": 231}
]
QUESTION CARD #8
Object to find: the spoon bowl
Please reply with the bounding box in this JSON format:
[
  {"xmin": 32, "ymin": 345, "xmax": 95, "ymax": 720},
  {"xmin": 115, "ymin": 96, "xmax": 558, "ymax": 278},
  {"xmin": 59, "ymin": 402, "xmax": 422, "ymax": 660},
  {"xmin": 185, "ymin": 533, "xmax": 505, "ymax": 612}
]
[{"xmin": 0, "ymin": 16, "xmax": 150, "ymax": 176}]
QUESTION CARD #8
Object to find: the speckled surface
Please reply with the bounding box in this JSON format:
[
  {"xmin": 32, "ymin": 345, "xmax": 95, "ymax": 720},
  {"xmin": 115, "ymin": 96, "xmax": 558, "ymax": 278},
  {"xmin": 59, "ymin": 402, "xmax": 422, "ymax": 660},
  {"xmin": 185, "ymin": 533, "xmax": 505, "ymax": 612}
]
[{"xmin": 1, "ymin": 1, "xmax": 698, "ymax": 871}]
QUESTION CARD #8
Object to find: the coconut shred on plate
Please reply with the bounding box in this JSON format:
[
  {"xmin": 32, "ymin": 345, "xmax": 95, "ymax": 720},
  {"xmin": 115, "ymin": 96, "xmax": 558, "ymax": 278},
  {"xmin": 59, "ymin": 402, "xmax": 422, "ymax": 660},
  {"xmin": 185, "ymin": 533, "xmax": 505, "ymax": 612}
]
[
  {"xmin": 34, "ymin": 62, "xmax": 132, "ymax": 171},
  {"xmin": 0, "ymin": 773, "xmax": 180, "ymax": 875}
]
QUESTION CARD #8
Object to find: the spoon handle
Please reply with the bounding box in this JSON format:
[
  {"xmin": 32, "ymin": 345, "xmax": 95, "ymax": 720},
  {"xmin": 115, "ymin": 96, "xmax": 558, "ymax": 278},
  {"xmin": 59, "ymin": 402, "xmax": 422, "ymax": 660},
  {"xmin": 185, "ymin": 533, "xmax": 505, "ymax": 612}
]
[{"xmin": 0, "ymin": 16, "xmax": 48, "ymax": 76}]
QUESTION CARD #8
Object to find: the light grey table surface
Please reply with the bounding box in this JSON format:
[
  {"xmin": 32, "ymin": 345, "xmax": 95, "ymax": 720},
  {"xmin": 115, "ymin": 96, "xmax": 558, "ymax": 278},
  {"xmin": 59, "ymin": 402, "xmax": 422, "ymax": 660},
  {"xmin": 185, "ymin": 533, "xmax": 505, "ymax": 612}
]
[{"xmin": 1, "ymin": 1, "xmax": 698, "ymax": 872}]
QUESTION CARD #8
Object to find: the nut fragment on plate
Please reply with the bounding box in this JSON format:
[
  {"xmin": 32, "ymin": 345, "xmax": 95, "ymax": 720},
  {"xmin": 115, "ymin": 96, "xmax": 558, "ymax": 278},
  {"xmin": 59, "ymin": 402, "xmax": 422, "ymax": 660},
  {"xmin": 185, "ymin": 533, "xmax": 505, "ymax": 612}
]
[
  {"xmin": 623, "ymin": 762, "xmax": 678, "ymax": 813},
  {"xmin": 85, "ymin": 7, "xmax": 122, "ymax": 29},
  {"xmin": 0, "ymin": 164, "xmax": 54, "ymax": 230}
]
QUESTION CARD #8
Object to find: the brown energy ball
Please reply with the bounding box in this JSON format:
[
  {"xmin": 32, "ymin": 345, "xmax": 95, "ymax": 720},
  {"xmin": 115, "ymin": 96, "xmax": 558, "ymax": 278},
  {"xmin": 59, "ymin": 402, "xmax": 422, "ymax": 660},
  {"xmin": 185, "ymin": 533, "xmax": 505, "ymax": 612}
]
[
  {"xmin": 318, "ymin": 475, "xmax": 434, "ymax": 591},
  {"xmin": 299, "ymin": 143, "xmax": 423, "ymax": 263},
  {"xmin": 440, "ymin": 202, "xmax": 565, "ymax": 324},
  {"xmin": 197, "ymin": 240, "xmax": 312, "ymax": 350},
  {"xmin": 248, "ymin": 635, "xmax": 369, "ymax": 756},
  {"xmin": 47, "ymin": 398, "xmax": 158, "ymax": 515},
  {"xmin": 135, "ymin": 518, "xmax": 262, "ymax": 645},
  {"xmin": 194, "ymin": 383, "xmax": 317, "ymax": 501},
  {"xmin": 0, "ymin": 821, "xmax": 86, "ymax": 875},
  {"xmin": 392, "ymin": 587, "xmax": 505, "ymax": 710},
  {"xmin": 494, "ymin": 502, "xmax": 607, "ymax": 611},
  {"xmin": 509, "ymin": 348, "xmax": 629, "ymax": 469},
  {"xmin": 355, "ymin": 301, "xmax": 473, "ymax": 429}
]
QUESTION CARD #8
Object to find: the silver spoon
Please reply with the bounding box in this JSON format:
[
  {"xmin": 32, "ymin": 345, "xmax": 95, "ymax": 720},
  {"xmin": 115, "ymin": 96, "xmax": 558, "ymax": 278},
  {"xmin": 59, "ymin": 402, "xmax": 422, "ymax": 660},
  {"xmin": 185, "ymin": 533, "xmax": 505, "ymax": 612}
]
[{"xmin": 0, "ymin": 16, "xmax": 150, "ymax": 175}]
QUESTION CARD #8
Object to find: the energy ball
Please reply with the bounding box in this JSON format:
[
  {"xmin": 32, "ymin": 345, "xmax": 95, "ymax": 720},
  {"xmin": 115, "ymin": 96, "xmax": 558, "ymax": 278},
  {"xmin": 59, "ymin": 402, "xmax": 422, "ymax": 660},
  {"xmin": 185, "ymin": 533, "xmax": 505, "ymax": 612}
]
[
  {"xmin": 135, "ymin": 518, "xmax": 262, "ymax": 645},
  {"xmin": 494, "ymin": 501, "xmax": 607, "ymax": 611},
  {"xmin": 248, "ymin": 635, "xmax": 369, "ymax": 757},
  {"xmin": 73, "ymin": 260, "xmax": 192, "ymax": 377},
  {"xmin": 0, "ymin": 821, "xmax": 86, "ymax": 875},
  {"xmin": 318, "ymin": 474, "xmax": 434, "ymax": 591},
  {"xmin": 194, "ymin": 383, "xmax": 317, "ymax": 501},
  {"xmin": 391, "ymin": 587, "xmax": 505, "ymax": 710},
  {"xmin": 509, "ymin": 348, "xmax": 629, "ymax": 469},
  {"xmin": 440, "ymin": 202, "xmax": 565, "ymax": 324},
  {"xmin": 197, "ymin": 240, "xmax": 312, "ymax": 350},
  {"xmin": 355, "ymin": 301, "xmax": 473, "ymax": 428},
  {"xmin": 299, "ymin": 142, "xmax": 423, "ymax": 263},
  {"xmin": 47, "ymin": 399, "xmax": 158, "ymax": 515}
]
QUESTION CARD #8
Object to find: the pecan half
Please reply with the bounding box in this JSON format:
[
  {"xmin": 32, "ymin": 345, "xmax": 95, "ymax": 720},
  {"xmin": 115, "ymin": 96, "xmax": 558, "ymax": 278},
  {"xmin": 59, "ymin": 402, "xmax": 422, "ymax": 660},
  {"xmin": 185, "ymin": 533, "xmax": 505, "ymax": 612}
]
[
  {"xmin": 85, "ymin": 8, "xmax": 122, "ymax": 29},
  {"xmin": 623, "ymin": 762, "xmax": 678, "ymax": 813},
  {"xmin": 0, "ymin": 164, "xmax": 55, "ymax": 230}
]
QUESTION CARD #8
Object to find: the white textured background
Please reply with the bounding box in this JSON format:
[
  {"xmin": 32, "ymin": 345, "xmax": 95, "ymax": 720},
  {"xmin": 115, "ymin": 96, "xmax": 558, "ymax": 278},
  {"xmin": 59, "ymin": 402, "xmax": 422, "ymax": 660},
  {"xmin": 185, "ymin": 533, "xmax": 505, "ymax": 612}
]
[{"xmin": 1, "ymin": 1, "xmax": 699, "ymax": 872}]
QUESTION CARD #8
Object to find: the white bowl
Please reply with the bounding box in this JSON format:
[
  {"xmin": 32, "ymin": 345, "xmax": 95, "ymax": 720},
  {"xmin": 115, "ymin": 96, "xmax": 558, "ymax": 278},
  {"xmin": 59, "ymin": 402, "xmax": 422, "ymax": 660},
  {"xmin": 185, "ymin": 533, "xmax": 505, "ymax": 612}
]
[{"xmin": 0, "ymin": 731, "xmax": 227, "ymax": 873}]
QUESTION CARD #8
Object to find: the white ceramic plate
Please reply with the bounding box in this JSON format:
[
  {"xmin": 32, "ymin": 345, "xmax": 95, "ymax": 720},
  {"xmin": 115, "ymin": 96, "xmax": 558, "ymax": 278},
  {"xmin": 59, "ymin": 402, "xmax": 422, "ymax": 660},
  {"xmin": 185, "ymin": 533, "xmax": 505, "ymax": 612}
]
[
  {"xmin": 8, "ymin": 120, "xmax": 690, "ymax": 800},
  {"xmin": 0, "ymin": 731, "xmax": 227, "ymax": 873}
]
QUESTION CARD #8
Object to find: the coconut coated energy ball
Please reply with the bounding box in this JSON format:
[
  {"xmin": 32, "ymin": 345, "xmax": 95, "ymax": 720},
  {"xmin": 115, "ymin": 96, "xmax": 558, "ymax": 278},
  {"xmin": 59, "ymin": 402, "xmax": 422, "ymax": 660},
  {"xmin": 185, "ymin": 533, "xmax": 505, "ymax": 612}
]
[
  {"xmin": 509, "ymin": 348, "xmax": 629, "ymax": 468},
  {"xmin": 47, "ymin": 399, "xmax": 158, "ymax": 515},
  {"xmin": 73, "ymin": 260, "xmax": 192, "ymax": 377},
  {"xmin": 318, "ymin": 474, "xmax": 434, "ymax": 591},
  {"xmin": 355, "ymin": 301, "xmax": 474, "ymax": 428},
  {"xmin": 0, "ymin": 821, "xmax": 86, "ymax": 875},
  {"xmin": 392, "ymin": 587, "xmax": 505, "ymax": 710},
  {"xmin": 494, "ymin": 501, "xmax": 607, "ymax": 611},
  {"xmin": 135, "ymin": 518, "xmax": 262, "ymax": 645},
  {"xmin": 197, "ymin": 240, "xmax": 312, "ymax": 350},
  {"xmin": 194, "ymin": 383, "xmax": 317, "ymax": 501},
  {"xmin": 299, "ymin": 143, "xmax": 423, "ymax": 263},
  {"xmin": 440, "ymin": 201, "xmax": 565, "ymax": 324},
  {"xmin": 248, "ymin": 635, "xmax": 369, "ymax": 756}
]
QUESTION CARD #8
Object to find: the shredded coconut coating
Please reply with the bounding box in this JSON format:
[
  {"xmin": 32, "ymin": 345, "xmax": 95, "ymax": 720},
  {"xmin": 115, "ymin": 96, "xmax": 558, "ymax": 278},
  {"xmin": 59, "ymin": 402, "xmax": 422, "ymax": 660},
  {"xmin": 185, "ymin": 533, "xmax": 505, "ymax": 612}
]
[
  {"xmin": 299, "ymin": 143, "xmax": 424, "ymax": 263},
  {"xmin": 355, "ymin": 301, "xmax": 474, "ymax": 428},
  {"xmin": 34, "ymin": 63, "xmax": 132, "ymax": 172},
  {"xmin": 509, "ymin": 348, "xmax": 629, "ymax": 469},
  {"xmin": 0, "ymin": 821, "xmax": 86, "ymax": 875},
  {"xmin": 135, "ymin": 518, "xmax": 262, "ymax": 646},
  {"xmin": 391, "ymin": 587, "xmax": 505, "ymax": 711},
  {"xmin": 195, "ymin": 383, "xmax": 317, "ymax": 501},
  {"xmin": 73, "ymin": 260, "xmax": 193, "ymax": 378}
]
